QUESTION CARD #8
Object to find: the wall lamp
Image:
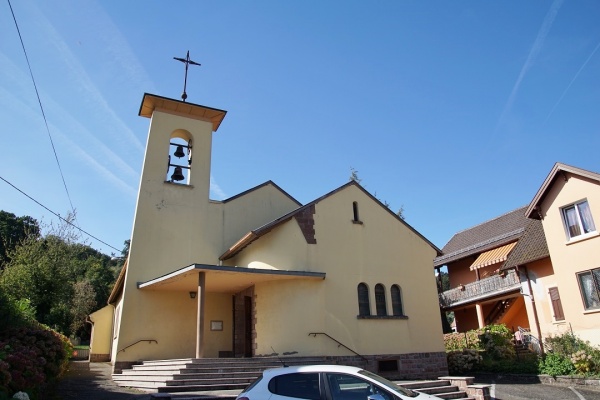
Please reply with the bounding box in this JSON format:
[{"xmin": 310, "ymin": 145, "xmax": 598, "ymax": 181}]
[{"xmin": 189, "ymin": 291, "xmax": 197, "ymax": 299}]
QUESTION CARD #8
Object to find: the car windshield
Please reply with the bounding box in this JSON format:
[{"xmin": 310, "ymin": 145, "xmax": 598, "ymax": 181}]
[{"xmin": 357, "ymin": 370, "xmax": 419, "ymax": 398}]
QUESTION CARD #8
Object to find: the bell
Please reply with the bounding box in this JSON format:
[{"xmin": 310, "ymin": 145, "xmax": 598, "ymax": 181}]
[
  {"xmin": 171, "ymin": 167, "xmax": 184, "ymax": 181},
  {"xmin": 174, "ymin": 145, "xmax": 185, "ymax": 158}
]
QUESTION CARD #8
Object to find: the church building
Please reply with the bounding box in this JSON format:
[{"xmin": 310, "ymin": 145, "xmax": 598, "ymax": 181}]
[{"xmin": 89, "ymin": 90, "xmax": 447, "ymax": 379}]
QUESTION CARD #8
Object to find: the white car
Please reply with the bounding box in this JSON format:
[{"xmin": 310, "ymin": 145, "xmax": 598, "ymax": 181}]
[{"xmin": 236, "ymin": 365, "xmax": 441, "ymax": 400}]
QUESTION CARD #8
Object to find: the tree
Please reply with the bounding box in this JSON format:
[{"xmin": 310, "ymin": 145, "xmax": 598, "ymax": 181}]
[
  {"xmin": 0, "ymin": 211, "xmax": 40, "ymax": 269},
  {"xmin": 0, "ymin": 214, "xmax": 123, "ymax": 338},
  {"xmin": 70, "ymin": 280, "xmax": 97, "ymax": 335}
]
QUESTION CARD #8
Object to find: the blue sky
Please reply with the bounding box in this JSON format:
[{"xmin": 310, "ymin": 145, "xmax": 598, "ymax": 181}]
[{"xmin": 1, "ymin": 0, "xmax": 599, "ymax": 256}]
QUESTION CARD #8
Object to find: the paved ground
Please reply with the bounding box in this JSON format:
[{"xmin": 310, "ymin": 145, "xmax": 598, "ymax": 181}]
[
  {"xmin": 475, "ymin": 375, "xmax": 600, "ymax": 400},
  {"xmin": 50, "ymin": 361, "xmax": 239, "ymax": 400},
  {"xmin": 51, "ymin": 361, "xmax": 152, "ymax": 400}
]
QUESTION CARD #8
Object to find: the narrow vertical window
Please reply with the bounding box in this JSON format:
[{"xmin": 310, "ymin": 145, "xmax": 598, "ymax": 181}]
[
  {"xmin": 391, "ymin": 284, "xmax": 403, "ymax": 316},
  {"xmin": 353, "ymin": 201, "xmax": 360, "ymax": 222},
  {"xmin": 548, "ymin": 287, "xmax": 565, "ymax": 321},
  {"xmin": 375, "ymin": 284, "xmax": 387, "ymax": 316},
  {"xmin": 357, "ymin": 283, "xmax": 370, "ymax": 316}
]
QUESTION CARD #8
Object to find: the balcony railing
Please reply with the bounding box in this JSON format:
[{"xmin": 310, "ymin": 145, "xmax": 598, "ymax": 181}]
[{"xmin": 439, "ymin": 269, "xmax": 521, "ymax": 308}]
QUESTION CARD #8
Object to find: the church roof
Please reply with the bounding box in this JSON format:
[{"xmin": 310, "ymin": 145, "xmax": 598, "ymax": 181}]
[{"xmin": 219, "ymin": 180, "xmax": 441, "ymax": 261}]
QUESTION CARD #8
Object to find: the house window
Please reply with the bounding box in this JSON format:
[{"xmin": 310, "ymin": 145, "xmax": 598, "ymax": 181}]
[
  {"xmin": 548, "ymin": 287, "xmax": 565, "ymax": 321},
  {"xmin": 577, "ymin": 268, "xmax": 600, "ymax": 310},
  {"xmin": 562, "ymin": 200, "xmax": 596, "ymax": 239},
  {"xmin": 357, "ymin": 283, "xmax": 370, "ymax": 316},
  {"xmin": 391, "ymin": 285, "xmax": 403, "ymax": 316},
  {"xmin": 375, "ymin": 284, "xmax": 387, "ymax": 316}
]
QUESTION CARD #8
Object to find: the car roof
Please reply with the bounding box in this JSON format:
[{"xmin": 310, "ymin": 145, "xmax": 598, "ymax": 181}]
[{"xmin": 262, "ymin": 365, "xmax": 363, "ymax": 377}]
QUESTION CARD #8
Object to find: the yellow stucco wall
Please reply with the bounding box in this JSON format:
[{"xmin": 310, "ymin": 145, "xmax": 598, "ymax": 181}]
[
  {"xmin": 230, "ymin": 185, "xmax": 444, "ymax": 357},
  {"xmin": 89, "ymin": 305, "xmax": 114, "ymax": 357},
  {"xmin": 537, "ymin": 172, "xmax": 600, "ymax": 345},
  {"xmin": 113, "ymin": 109, "xmax": 300, "ymax": 362}
]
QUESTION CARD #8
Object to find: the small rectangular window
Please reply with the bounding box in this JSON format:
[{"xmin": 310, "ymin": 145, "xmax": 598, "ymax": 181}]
[
  {"xmin": 562, "ymin": 200, "xmax": 596, "ymax": 239},
  {"xmin": 577, "ymin": 268, "xmax": 600, "ymax": 311}
]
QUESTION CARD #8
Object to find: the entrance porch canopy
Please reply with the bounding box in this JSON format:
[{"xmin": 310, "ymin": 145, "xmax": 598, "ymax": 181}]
[{"xmin": 138, "ymin": 263, "xmax": 326, "ymax": 294}]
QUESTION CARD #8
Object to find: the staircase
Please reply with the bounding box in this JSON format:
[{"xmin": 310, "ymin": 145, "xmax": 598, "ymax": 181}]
[
  {"xmin": 112, "ymin": 357, "xmax": 329, "ymax": 393},
  {"xmin": 485, "ymin": 297, "xmax": 516, "ymax": 325},
  {"xmin": 113, "ymin": 358, "xmax": 475, "ymax": 398},
  {"xmin": 400, "ymin": 380, "xmax": 474, "ymax": 399}
]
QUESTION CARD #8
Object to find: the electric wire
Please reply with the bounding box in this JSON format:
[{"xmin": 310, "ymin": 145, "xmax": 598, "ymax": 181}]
[
  {"xmin": 0, "ymin": 175, "xmax": 121, "ymax": 253},
  {"xmin": 7, "ymin": 0, "xmax": 77, "ymax": 217}
]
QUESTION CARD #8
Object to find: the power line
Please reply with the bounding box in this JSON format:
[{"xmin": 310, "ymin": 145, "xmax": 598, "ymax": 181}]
[
  {"xmin": 7, "ymin": 0, "xmax": 77, "ymax": 216},
  {"xmin": 0, "ymin": 175, "xmax": 121, "ymax": 253}
]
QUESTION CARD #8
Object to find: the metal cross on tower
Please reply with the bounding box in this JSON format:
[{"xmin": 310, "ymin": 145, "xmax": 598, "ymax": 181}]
[{"xmin": 173, "ymin": 50, "xmax": 201, "ymax": 102}]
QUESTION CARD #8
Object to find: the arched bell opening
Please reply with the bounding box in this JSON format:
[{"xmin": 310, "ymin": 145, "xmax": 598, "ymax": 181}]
[{"xmin": 166, "ymin": 130, "xmax": 193, "ymax": 184}]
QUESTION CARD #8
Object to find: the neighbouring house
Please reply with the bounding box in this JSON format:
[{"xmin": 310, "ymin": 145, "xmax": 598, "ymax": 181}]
[
  {"xmin": 520, "ymin": 163, "xmax": 600, "ymax": 346},
  {"xmin": 434, "ymin": 206, "xmax": 536, "ymax": 333},
  {"xmin": 436, "ymin": 162, "xmax": 600, "ymax": 348},
  {"xmin": 89, "ymin": 92, "xmax": 447, "ymax": 379}
]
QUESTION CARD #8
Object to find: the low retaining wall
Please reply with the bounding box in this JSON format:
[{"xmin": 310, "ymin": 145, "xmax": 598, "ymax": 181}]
[
  {"xmin": 475, "ymin": 372, "xmax": 600, "ymax": 390},
  {"xmin": 539, "ymin": 374, "xmax": 600, "ymax": 389}
]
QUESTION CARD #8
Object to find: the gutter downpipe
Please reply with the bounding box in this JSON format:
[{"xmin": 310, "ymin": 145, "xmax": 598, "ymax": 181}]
[{"xmin": 521, "ymin": 265, "xmax": 544, "ymax": 355}]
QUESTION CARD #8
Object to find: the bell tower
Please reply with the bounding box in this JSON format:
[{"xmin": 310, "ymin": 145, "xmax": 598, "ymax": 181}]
[
  {"xmin": 129, "ymin": 93, "xmax": 227, "ymax": 270},
  {"xmin": 111, "ymin": 93, "xmax": 227, "ymax": 366}
]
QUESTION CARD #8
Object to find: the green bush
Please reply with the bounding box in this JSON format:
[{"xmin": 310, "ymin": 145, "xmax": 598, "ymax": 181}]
[
  {"xmin": 539, "ymin": 352, "xmax": 576, "ymax": 377},
  {"xmin": 447, "ymin": 349, "xmax": 482, "ymax": 374},
  {"xmin": 479, "ymin": 355, "xmax": 539, "ymax": 374},
  {"xmin": 542, "ymin": 332, "xmax": 600, "ymax": 377}
]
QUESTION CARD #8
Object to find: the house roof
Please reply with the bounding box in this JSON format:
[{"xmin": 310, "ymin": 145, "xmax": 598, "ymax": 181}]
[
  {"xmin": 526, "ymin": 162, "xmax": 600, "ymax": 219},
  {"xmin": 220, "ymin": 180, "xmax": 442, "ymax": 261},
  {"xmin": 433, "ymin": 206, "xmax": 529, "ymax": 267},
  {"xmin": 502, "ymin": 219, "xmax": 550, "ymax": 270}
]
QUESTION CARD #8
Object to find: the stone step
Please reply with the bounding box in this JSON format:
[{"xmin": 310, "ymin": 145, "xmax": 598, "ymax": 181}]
[
  {"xmin": 414, "ymin": 385, "xmax": 460, "ymax": 395},
  {"xmin": 158, "ymin": 383, "xmax": 249, "ymax": 393},
  {"xmin": 400, "ymin": 380, "xmax": 451, "ymax": 389},
  {"xmin": 398, "ymin": 381, "xmax": 469, "ymax": 399}
]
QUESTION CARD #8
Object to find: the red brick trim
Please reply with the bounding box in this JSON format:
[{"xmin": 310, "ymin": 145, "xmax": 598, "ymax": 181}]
[{"xmin": 294, "ymin": 204, "xmax": 317, "ymax": 244}]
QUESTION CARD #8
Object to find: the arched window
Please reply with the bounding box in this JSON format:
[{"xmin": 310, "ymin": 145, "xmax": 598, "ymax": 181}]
[
  {"xmin": 375, "ymin": 284, "xmax": 387, "ymax": 316},
  {"xmin": 166, "ymin": 130, "xmax": 193, "ymax": 184},
  {"xmin": 357, "ymin": 283, "xmax": 370, "ymax": 316},
  {"xmin": 391, "ymin": 284, "xmax": 403, "ymax": 316}
]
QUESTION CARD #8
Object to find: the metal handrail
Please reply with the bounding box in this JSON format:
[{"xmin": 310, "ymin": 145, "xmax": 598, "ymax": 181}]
[
  {"xmin": 117, "ymin": 339, "xmax": 158, "ymax": 354},
  {"xmin": 308, "ymin": 332, "xmax": 368, "ymax": 362},
  {"xmin": 517, "ymin": 326, "xmax": 543, "ymax": 354}
]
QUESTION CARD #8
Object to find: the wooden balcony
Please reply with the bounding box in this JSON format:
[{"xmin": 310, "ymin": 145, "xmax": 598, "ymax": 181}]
[{"xmin": 439, "ymin": 269, "xmax": 521, "ymax": 308}]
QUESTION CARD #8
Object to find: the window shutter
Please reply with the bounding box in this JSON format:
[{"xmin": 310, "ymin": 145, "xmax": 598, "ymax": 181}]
[{"xmin": 549, "ymin": 287, "xmax": 565, "ymax": 321}]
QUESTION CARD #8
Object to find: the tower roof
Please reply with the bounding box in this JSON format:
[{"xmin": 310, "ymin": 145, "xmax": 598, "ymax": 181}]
[{"xmin": 138, "ymin": 93, "xmax": 227, "ymax": 131}]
